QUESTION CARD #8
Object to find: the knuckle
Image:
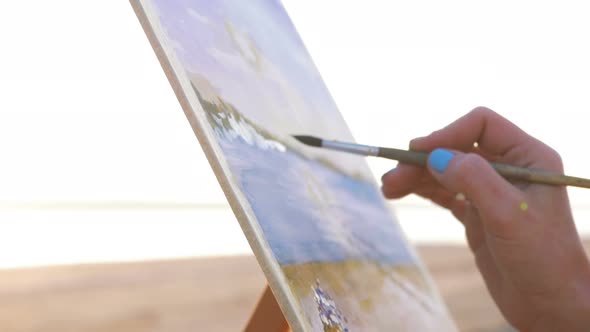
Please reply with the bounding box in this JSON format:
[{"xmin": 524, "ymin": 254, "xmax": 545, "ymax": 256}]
[
  {"xmin": 470, "ymin": 106, "xmax": 496, "ymax": 118},
  {"xmin": 544, "ymin": 146, "xmax": 564, "ymax": 172}
]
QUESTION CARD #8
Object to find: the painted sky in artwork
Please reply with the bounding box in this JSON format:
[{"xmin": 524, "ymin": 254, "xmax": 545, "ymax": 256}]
[
  {"xmin": 152, "ymin": 0, "xmax": 372, "ymax": 180},
  {"xmin": 155, "ymin": 0, "xmax": 318, "ymax": 98}
]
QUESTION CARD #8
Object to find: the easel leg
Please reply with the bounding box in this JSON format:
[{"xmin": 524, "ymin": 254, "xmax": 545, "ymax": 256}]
[{"xmin": 244, "ymin": 285, "xmax": 290, "ymax": 332}]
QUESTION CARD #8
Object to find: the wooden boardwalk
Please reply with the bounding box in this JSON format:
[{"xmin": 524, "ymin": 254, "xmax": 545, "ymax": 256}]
[{"xmin": 1, "ymin": 242, "xmax": 587, "ymax": 332}]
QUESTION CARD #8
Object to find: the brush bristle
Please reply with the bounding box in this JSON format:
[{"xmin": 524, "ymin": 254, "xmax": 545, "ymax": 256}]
[{"xmin": 292, "ymin": 135, "xmax": 323, "ymax": 147}]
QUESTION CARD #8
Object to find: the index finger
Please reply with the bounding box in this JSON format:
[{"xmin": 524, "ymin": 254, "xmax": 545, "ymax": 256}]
[{"xmin": 410, "ymin": 107, "xmax": 533, "ymax": 156}]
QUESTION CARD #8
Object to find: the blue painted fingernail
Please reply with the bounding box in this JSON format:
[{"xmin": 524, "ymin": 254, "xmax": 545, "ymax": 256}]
[{"xmin": 429, "ymin": 148, "xmax": 455, "ymax": 173}]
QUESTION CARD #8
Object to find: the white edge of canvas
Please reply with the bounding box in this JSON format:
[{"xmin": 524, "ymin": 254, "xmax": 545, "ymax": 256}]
[
  {"xmin": 129, "ymin": 0, "xmax": 307, "ymax": 330},
  {"xmin": 129, "ymin": 0, "xmax": 458, "ymax": 330}
]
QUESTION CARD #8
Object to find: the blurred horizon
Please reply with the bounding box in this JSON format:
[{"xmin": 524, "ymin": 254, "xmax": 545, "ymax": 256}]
[{"xmin": 1, "ymin": 0, "xmax": 589, "ymax": 269}]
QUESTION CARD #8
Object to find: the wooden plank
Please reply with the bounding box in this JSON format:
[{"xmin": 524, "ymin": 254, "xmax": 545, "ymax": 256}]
[
  {"xmin": 0, "ymin": 243, "xmax": 553, "ymax": 332},
  {"xmin": 6, "ymin": 238, "xmax": 588, "ymax": 331}
]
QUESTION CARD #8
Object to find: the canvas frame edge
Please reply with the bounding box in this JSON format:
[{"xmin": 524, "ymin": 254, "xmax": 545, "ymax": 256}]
[{"xmin": 128, "ymin": 0, "xmax": 306, "ymax": 330}]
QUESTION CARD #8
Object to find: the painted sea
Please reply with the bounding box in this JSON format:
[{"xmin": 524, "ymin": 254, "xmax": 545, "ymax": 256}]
[
  {"xmin": 194, "ymin": 84, "xmax": 456, "ymax": 330},
  {"xmin": 146, "ymin": 0, "xmax": 458, "ymax": 330},
  {"xmin": 221, "ymin": 135, "xmax": 414, "ymax": 266}
]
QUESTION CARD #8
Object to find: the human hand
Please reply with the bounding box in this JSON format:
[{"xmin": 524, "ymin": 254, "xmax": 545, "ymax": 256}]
[{"xmin": 381, "ymin": 107, "xmax": 590, "ymax": 331}]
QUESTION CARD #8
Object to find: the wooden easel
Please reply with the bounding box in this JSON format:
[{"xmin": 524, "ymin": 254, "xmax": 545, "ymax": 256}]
[{"xmin": 244, "ymin": 285, "xmax": 290, "ymax": 332}]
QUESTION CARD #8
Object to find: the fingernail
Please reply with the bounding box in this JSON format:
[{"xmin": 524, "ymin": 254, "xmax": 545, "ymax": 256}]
[{"xmin": 429, "ymin": 148, "xmax": 455, "ymax": 173}]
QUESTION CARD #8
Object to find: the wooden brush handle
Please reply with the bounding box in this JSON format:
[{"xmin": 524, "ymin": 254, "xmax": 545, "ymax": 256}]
[
  {"xmin": 377, "ymin": 147, "xmax": 429, "ymax": 166},
  {"xmin": 491, "ymin": 163, "xmax": 590, "ymax": 188},
  {"xmin": 377, "ymin": 147, "xmax": 590, "ymax": 189}
]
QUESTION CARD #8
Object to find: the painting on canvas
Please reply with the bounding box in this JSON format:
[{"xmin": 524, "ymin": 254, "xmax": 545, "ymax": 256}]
[{"xmin": 131, "ymin": 1, "xmax": 457, "ymax": 330}]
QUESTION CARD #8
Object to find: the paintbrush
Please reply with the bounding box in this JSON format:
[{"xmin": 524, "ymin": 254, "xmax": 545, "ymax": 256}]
[{"xmin": 293, "ymin": 135, "xmax": 590, "ymax": 189}]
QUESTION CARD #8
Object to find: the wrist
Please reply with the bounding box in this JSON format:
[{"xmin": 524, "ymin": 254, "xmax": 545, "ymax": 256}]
[
  {"xmin": 565, "ymin": 270, "xmax": 590, "ymax": 330},
  {"xmin": 533, "ymin": 255, "xmax": 590, "ymax": 331}
]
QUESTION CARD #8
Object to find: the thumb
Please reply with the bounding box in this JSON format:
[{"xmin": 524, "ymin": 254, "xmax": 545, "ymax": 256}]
[{"xmin": 427, "ymin": 148, "xmax": 527, "ymax": 237}]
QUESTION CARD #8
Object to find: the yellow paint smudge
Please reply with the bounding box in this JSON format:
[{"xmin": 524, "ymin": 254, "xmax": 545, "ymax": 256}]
[{"xmin": 360, "ymin": 298, "xmax": 374, "ymax": 311}]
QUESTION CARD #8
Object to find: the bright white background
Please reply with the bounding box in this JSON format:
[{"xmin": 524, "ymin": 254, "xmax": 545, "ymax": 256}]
[{"xmin": 0, "ymin": 1, "xmax": 589, "ymax": 268}]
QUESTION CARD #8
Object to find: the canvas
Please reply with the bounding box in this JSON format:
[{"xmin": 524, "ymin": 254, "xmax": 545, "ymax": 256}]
[{"xmin": 131, "ymin": 1, "xmax": 458, "ymax": 330}]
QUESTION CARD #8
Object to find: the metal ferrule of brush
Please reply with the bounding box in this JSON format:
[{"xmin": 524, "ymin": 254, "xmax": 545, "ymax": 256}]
[{"xmin": 322, "ymin": 140, "xmax": 379, "ymax": 156}]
